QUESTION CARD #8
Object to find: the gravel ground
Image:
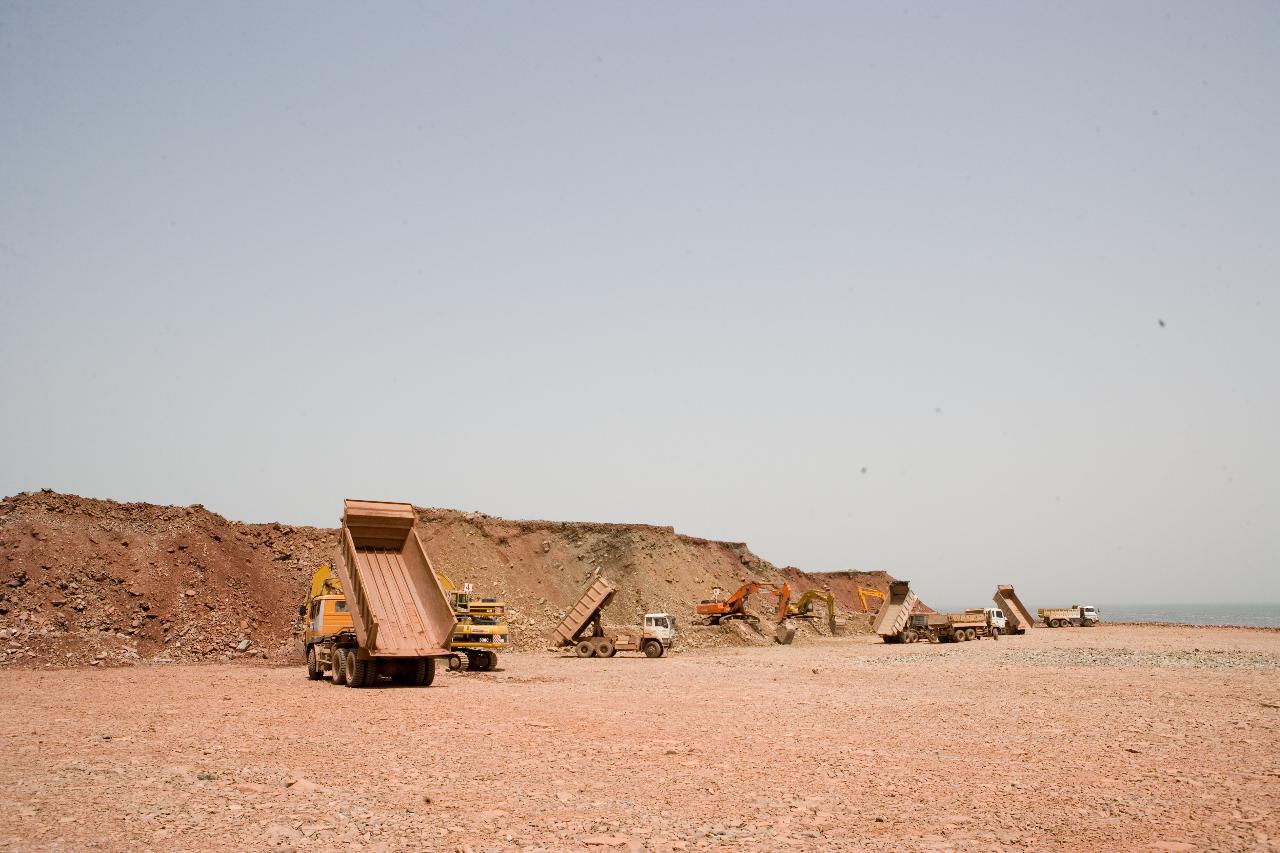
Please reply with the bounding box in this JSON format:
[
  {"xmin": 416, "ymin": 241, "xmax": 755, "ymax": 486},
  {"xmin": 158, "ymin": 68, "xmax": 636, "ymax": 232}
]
[{"xmin": 2, "ymin": 624, "xmax": 1277, "ymax": 852}]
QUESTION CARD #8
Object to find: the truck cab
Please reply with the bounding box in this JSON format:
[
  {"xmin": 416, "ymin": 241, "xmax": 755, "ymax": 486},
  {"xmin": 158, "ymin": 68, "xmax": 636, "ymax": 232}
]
[
  {"xmin": 644, "ymin": 613, "xmax": 676, "ymax": 647},
  {"xmin": 304, "ymin": 594, "xmax": 354, "ymax": 646},
  {"xmin": 984, "ymin": 607, "xmax": 1007, "ymax": 632},
  {"xmin": 1079, "ymin": 605, "xmax": 1100, "ymax": 625}
]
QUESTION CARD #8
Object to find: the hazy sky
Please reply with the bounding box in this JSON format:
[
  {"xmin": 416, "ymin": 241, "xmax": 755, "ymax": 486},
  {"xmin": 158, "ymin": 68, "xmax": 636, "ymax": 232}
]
[{"xmin": 2, "ymin": 2, "xmax": 1277, "ymax": 606}]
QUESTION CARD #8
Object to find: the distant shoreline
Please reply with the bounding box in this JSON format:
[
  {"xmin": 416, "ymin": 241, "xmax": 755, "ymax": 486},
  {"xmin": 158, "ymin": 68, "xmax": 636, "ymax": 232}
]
[{"xmin": 1100, "ymin": 620, "xmax": 1280, "ymax": 633}]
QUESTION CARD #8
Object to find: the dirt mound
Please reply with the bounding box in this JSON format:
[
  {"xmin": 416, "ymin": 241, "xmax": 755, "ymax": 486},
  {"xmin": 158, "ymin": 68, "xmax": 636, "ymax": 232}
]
[
  {"xmin": 0, "ymin": 491, "xmax": 908, "ymax": 669},
  {"xmin": 0, "ymin": 490, "xmax": 338, "ymax": 669}
]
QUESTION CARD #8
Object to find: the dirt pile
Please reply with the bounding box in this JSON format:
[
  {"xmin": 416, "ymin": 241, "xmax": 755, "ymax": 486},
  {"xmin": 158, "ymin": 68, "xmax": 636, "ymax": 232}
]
[
  {"xmin": 0, "ymin": 491, "xmax": 907, "ymax": 668},
  {"xmin": 0, "ymin": 491, "xmax": 338, "ymax": 669}
]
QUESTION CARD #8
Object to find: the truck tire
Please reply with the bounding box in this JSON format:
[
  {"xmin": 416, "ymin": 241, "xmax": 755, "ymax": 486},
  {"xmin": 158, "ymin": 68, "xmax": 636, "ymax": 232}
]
[
  {"xmin": 575, "ymin": 640, "xmax": 596, "ymax": 658},
  {"xmin": 965, "ymin": 628, "xmax": 978, "ymax": 641},
  {"xmin": 331, "ymin": 647, "xmax": 347, "ymax": 685},
  {"xmin": 593, "ymin": 638, "xmax": 615, "ymax": 658},
  {"xmin": 413, "ymin": 657, "xmax": 436, "ymax": 687},
  {"xmin": 1049, "ymin": 618, "xmax": 1061, "ymax": 628},
  {"xmin": 306, "ymin": 646, "xmax": 322, "ymax": 680},
  {"xmin": 344, "ymin": 650, "xmax": 359, "ymax": 686},
  {"xmin": 643, "ymin": 640, "xmax": 663, "ymax": 658},
  {"xmin": 348, "ymin": 652, "xmax": 372, "ymax": 688},
  {"xmin": 903, "ymin": 629, "xmax": 918, "ymax": 644}
]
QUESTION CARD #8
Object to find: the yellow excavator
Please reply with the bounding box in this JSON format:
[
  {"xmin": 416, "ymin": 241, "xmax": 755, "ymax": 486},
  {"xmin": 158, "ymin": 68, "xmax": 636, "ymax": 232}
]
[
  {"xmin": 787, "ymin": 590, "xmax": 837, "ymax": 632},
  {"xmin": 303, "ymin": 564, "xmax": 507, "ymax": 672},
  {"xmin": 857, "ymin": 586, "xmax": 886, "ymax": 613}
]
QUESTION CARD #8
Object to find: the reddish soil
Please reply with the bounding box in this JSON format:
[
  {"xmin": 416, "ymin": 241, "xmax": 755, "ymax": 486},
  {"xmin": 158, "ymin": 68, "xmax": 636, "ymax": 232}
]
[
  {"xmin": 2, "ymin": 624, "xmax": 1276, "ymax": 851},
  {"xmin": 0, "ymin": 491, "xmax": 908, "ymax": 669}
]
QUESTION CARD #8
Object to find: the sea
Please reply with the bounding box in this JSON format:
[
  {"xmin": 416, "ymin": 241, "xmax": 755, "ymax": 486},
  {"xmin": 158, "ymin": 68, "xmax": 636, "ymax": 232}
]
[{"xmin": 1097, "ymin": 603, "xmax": 1280, "ymax": 629}]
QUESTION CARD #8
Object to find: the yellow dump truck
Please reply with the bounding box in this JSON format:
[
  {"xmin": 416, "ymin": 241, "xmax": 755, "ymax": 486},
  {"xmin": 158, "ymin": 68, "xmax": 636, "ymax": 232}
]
[
  {"xmin": 301, "ymin": 500, "xmax": 457, "ymax": 687},
  {"xmin": 437, "ymin": 571, "xmax": 507, "ymax": 672}
]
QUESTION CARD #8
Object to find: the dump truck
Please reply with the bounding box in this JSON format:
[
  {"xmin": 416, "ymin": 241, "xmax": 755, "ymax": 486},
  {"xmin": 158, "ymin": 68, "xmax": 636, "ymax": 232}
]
[
  {"xmin": 302, "ymin": 500, "xmax": 457, "ymax": 687},
  {"xmin": 1038, "ymin": 605, "xmax": 1100, "ymax": 627},
  {"xmin": 992, "ymin": 584, "xmax": 1034, "ymax": 635},
  {"xmin": 872, "ymin": 580, "xmax": 920, "ymax": 643},
  {"xmin": 550, "ymin": 578, "xmax": 675, "ymax": 658},
  {"xmin": 438, "ymin": 571, "xmax": 507, "ymax": 672},
  {"xmin": 928, "ymin": 610, "xmax": 998, "ymax": 642}
]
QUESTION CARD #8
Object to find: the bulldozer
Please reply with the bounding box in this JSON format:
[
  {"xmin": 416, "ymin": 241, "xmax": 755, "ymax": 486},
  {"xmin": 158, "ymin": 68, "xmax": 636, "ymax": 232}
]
[{"xmin": 696, "ymin": 580, "xmax": 795, "ymax": 644}]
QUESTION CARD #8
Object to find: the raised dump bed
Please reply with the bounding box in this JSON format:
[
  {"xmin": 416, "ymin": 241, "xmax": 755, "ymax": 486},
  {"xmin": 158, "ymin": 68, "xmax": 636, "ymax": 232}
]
[
  {"xmin": 549, "ymin": 578, "xmax": 674, "ymax": 659},
  {"xmin": 872, "ymin": 580, "xmax": 919, "ymax": 643},
  {"xmin": 304, "ymin": 499, "xmax": 458, "ymax": 687},
  {"xmin": 993, "ymin": 584, "xmax": 1034, "ymax": 634}
]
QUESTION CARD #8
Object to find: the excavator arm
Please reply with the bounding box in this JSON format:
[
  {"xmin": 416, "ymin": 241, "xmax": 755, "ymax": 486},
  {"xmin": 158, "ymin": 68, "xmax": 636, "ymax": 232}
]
[{"xmin": 857, "ymin": 586, "xmax": 886, "ymax": 613}]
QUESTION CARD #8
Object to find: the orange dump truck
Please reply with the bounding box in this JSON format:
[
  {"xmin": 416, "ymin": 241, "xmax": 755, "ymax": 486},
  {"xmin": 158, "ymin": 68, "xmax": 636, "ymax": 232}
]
[{"xmin": 303, "ymin": 500, "xmax": 457, "ymax": 687}]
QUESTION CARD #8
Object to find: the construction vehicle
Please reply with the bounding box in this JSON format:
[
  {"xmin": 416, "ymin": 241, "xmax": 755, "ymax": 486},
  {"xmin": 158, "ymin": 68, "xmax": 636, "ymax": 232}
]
[
  {"xmin": 857, "ymin": 586, "xmax": 886, "ymax": 613},
  {"xmin": 549, "ymin": 578, "xmax": 674, "ymax": 658},
  {"xmin": 437, "ymin": 571, "xmax": 507, "ymax": 671},
  {"xmin": 1038, "ymin": 605, "xmax": 1100, "ymax": 627},
  {"xmin": 788, "ymin": 589, "xmax": 837, "ymax": 632},
  {"xmin": 696, "ymin": 581, "xmax": 791, "ymax": 625},
  {"xmin": 872, "ymin": 580, "xmax": 919, "ymax": 643},
  {"xmin": 926, "ymin": 610, "xmax": 997, "ymax": 642},
  {"xmin": 697, "ymin": 580, "xmax": 796, "ymax": 644},
  {"xmin": 992, "ymin": 585, "xmax": 1034, "ymax": 635},
  {"xmin": 302, "ymin": 500, "xmax": 457, "ymax": 687}
]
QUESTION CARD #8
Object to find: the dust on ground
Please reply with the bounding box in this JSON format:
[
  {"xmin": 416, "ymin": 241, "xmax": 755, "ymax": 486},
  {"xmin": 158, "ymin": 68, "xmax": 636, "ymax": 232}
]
[{"xmin": 2, "ymin": 624, "xmax": 1276, "ymax": 852}]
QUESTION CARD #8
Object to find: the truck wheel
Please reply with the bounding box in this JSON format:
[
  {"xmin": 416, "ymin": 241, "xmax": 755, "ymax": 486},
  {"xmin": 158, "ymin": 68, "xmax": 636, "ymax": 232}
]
[
  {"xmin": 965, "ymin": 628, "xmax": 978, "ymax": 641},
  {"xmin": 348, "ymin": 650, "xmax": 373, "ymax": 686},
  {"xmin": 1049, "ymin": 619, "xmax": 1060, "ymax": 628},
  {"xmin": 344, "ymin": 650, "xmax": 362, "ymax": 687},
  {"xmin": 575, "ymin": 640, "xmax": 596, "ymax": 658},
  {"xmin": 331, "ymin": 647, "xmax": 347, "ymax": 685},
  {"xmin": 414, "ymin": 657, "xmax": 436, "ymax": 687},
  {"xmin": 593, "ymin": 638, "xmax": 615, "ymax": 658},
  {"xmin": 306, "ymin": 646, "xmax": 322, "ymax": 680},
  {"xmin": 643, "ymin": 640, "xmax": 662, "ymax": 658}
]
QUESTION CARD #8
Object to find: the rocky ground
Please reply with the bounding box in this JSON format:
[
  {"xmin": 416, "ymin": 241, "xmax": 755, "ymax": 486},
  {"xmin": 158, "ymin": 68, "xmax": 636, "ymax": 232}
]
[
  {"xmin": 2, "ymin": 624, "xmax": 1277, "ymax": 852},
  {"xmin": 0, "ymin": 491, "xmax": 895, "ymax": 669}
]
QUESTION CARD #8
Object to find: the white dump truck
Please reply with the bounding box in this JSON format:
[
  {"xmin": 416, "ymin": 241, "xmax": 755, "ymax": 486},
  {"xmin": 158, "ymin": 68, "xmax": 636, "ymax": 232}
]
[
  {"xmin": 550, "ymin": 578, "xmax": 675, "ymax": 658},
  {"xmin": 1038, "ymin": 605, "xmax": 1100, "ymax": 627}
]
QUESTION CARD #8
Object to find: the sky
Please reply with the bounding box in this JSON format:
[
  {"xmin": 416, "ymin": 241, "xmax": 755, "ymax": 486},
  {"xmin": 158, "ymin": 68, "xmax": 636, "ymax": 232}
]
[{"xmin": 2, "ymin": 2, "xmax": 1277, "ymax": 607}]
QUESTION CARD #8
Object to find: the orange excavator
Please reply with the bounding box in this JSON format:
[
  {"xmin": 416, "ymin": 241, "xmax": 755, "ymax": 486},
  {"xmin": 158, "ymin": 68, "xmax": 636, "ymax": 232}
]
[{"xmin": 696, "ymin": 581, "xmax": 792, "ymax": 626}]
